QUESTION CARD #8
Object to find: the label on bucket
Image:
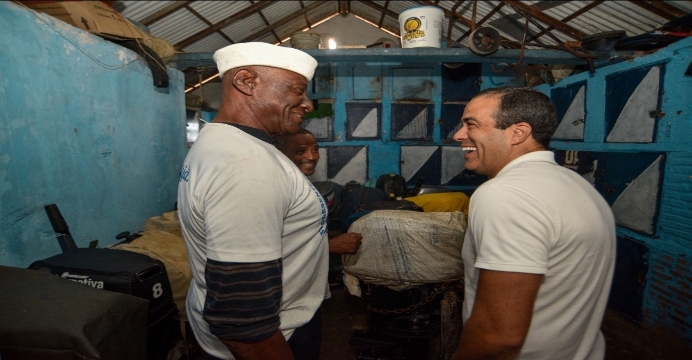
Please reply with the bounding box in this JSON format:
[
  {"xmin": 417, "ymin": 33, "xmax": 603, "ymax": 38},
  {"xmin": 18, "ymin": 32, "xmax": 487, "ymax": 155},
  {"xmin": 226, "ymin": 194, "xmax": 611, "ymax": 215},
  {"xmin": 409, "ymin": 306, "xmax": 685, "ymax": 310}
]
[{"xmin": 399, "ymin": 7, "xmax": 443, "ymax": 48}]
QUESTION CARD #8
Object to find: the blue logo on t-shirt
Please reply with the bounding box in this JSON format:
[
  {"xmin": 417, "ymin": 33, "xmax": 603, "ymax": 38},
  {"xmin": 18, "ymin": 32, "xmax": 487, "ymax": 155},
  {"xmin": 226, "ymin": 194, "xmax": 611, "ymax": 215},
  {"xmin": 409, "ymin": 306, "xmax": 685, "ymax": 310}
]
[
  {"xmin": 179, "ymin": 165, "xmax": 190, "ymax": 183},
  {"xmin": 309, "ymin": 183, "xmax": 328, "ymax": 236}
]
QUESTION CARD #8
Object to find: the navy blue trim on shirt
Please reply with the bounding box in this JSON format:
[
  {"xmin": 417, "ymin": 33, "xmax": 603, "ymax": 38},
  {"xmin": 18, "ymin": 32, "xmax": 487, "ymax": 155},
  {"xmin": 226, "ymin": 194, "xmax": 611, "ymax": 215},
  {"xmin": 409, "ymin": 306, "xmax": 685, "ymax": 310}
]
[
  {"xmin": 203, "ymin": 258, "xmax": 283, "ymax": 342},
  {"xmin": 222, "ymin": 123, "xmax": 273, "ymax": 144}
]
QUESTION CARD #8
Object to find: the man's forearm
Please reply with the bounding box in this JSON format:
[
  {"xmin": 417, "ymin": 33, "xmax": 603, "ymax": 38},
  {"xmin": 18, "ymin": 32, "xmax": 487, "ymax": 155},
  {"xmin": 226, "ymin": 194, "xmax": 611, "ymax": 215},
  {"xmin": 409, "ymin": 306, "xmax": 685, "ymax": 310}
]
[
  {"xmin": 221, "ymin": 329, "xmax": 294, "ymax": 360},
  {"xmin": 451, "ymin": 321, "xmax": 522, "ymax": 360}
]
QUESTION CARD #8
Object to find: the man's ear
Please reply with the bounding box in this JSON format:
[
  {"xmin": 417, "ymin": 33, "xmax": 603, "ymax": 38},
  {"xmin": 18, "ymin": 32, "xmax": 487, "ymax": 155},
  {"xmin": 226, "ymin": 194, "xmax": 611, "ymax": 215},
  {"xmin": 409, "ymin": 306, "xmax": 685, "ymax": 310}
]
[
  {"xmin": 510, "ymin": 122, "xmax": 533, "ymax": 145},
  {"xmin": 231, "ymin": 69, "xmax": 257, "ymax": 96}
]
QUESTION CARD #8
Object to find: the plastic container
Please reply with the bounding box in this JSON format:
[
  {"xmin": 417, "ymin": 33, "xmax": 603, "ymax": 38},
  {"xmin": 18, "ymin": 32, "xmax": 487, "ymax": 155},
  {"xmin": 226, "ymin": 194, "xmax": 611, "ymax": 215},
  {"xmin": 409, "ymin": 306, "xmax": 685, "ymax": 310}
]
[
  {"xmin": 290, "ymin": 31, "xmax": 322, "ymax": 50},
  {"xmin": 398, "ymin": 6, "xmax": 444, "ymax": 48}
]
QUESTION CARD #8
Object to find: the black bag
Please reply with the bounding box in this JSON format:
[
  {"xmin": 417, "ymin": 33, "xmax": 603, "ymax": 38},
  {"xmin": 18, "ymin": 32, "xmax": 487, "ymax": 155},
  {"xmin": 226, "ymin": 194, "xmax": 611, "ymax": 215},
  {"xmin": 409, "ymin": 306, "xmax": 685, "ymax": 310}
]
[
  {"xmin": 338, "ymin": 186, "xmax": 388, "ymax": 232},
  {"xmin": 376, "ymin": 174, "xmax": 408, "ymax": 199}
]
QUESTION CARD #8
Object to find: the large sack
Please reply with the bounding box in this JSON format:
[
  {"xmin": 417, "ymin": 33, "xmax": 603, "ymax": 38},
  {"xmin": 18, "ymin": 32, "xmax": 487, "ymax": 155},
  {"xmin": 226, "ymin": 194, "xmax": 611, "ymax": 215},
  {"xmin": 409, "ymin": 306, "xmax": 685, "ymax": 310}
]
[
  {"xmin": 343, "ymin": 211, "xmax": 466, "ymax": 292},
  {"xmin": 113, "ymin": 230, "xmax": 191, "ymax": 321},
  {"xmin": 143, "ymin": 210, "xmax": 182, "ymax": 238}
]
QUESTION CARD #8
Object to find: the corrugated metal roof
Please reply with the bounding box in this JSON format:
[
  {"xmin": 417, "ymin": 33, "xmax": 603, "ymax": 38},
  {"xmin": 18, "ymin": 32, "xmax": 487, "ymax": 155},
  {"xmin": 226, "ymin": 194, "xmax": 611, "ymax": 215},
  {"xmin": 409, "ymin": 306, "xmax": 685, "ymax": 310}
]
[
  {"xmin": 110, "ymin": 0, "xmax": 691, "ymax": 88},
  {"xmin": 147, "ymin": 8, "xmax": 210, "ymax": 45},
  {"xmin": 118, "ymin": 0, "xmax": 175, "ymax": 22},
  {"xmin": 261, "ymin": 1, "xmax": 302, "ymax": 24},
  {"xmin": 182, "ymin": 32, "xmax": 232, "ymax": 53},
  {"xmin": 188, "ymin": 1, "xmax": 253, "ymax": 25}
]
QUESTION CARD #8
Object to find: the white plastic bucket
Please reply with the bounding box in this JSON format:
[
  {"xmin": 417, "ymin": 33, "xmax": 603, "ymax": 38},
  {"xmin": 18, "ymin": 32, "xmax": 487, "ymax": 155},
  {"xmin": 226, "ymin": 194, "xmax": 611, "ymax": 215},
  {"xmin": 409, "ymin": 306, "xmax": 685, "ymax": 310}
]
[
  {"xmin": 398, "ymin": 6, "xmax": 444, "ymax": 48},
  {"xmin": 291, "ymin": 31, "xmax": 322, "ymax": 50}
]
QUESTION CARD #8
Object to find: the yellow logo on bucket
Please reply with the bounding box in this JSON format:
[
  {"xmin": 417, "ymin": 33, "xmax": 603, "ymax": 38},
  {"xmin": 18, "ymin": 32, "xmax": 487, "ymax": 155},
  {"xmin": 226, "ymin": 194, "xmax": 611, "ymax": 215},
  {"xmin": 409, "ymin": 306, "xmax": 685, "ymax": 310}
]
[{"xmin": 403, "ymin": 17, "xmax": 426, "ymax": 41}]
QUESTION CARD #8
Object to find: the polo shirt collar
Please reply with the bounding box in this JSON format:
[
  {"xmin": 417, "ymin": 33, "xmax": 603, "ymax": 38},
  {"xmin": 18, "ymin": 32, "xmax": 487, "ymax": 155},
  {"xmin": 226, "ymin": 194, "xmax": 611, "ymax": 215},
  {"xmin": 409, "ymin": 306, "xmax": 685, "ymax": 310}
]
[
  {"xmin": 222, "ymin": 123, "xmax": 273, "ymax": 144},
  {"xmin": 495, "ymin": 151, "xmax": 556, "ymax": 178}
]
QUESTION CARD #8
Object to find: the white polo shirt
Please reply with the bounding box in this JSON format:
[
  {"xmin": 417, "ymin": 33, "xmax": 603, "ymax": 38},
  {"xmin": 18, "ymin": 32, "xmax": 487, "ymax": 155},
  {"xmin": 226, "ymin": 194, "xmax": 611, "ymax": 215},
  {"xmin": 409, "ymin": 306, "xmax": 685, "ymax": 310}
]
[{"xmin": 463, "ymin": 151, "xmax": 616, "ymax": 360}]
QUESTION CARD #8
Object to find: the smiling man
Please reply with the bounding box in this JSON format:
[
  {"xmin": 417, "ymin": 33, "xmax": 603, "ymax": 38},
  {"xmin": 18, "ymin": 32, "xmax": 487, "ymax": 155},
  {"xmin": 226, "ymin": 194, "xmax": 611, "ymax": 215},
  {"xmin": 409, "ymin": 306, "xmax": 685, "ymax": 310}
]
[
  {"xmin": 451, "ymin": 87, "xmax": 616, "ymax": 360},
  {"xmin": 178, "ymin": 43, "xmax": 327, "ymax": 360},
  {"xmin": 274, "ymin": 129, "xmax": 363, "ymax": 256}
]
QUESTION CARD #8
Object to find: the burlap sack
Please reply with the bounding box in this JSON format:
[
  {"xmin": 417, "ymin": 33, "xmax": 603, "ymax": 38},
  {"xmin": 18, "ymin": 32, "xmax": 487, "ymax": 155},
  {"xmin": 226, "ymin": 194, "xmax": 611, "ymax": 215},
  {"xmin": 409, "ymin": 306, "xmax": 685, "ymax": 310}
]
[{"xmin": 343, "ymin": 211, "xmax": 466, "ymax": 293}]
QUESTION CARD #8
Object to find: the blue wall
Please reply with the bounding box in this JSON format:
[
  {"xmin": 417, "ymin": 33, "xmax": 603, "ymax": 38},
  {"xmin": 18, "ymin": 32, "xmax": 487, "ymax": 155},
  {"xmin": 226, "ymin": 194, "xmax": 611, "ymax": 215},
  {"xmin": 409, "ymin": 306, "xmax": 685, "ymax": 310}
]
[{"xmin": 0, "ymin": 3, "xmax": 188, "ymax": 267}]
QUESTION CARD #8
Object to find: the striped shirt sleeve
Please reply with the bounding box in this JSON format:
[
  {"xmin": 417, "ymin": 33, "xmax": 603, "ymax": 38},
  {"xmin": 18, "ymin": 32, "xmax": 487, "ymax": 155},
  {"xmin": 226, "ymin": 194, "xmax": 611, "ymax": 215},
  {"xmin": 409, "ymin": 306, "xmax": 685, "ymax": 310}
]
[{"xmin": 203, "ymin": 258, "xmax": 283, "ymax": 342}]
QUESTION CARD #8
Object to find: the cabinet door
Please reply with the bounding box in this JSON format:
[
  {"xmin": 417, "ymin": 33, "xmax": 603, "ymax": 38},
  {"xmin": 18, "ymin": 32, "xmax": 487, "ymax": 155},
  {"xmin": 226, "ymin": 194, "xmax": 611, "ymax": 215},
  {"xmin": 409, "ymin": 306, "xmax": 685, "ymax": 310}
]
[
  {"xmin": 325, "ymin": 146, "xmax": 368, "ymax": 185},
  {"xmin": 309, "ymin": 63, "xmax": 334, "ymax": 99},
  {"xmin": 346, "ymin": 102, "xmax": 381, "ymax": 140},
  {"xmin": 400, "ymin": 146, "xmax": 440, "ymax": 186},
  {"xmin": 603, "ymin": 152, "xmax": 665, "ymax": 235},
  {"xmin": 608, "ymin": 236, "xmax": 649, "ymax": 322},
  {"xmin": 392, "ymin": 67, "xmax": 434, "ymax": 100},
  {"xmin": 605, "ymin": 65, "xmax": 663, "ymax": 143},
  {"xmin": 353, "ymin": 63, "xmax": 382, "ymax": 100},
  {"xmin": 552, "ymin": 82, "xmax": 586, "ymax": 141},
  {"xmin": 391, "ymin": 103, "xmax": 434, "ymax": 141}
]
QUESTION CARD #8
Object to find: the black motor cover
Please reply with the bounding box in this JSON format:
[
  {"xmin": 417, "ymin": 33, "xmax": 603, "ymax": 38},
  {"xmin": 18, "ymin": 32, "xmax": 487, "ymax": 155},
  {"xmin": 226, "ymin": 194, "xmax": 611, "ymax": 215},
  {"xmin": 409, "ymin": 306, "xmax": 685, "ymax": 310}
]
[{"xmin": 29, "ymin": 248, "xmax": 177, "ymax": 325}]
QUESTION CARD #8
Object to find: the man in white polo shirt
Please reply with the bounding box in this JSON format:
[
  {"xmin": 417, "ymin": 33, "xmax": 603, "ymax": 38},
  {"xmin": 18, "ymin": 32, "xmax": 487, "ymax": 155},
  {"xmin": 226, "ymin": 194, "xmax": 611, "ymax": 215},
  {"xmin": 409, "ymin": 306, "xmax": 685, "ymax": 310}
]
[
  {"xmin": 178, "ymin": 43, "xmax": 328, "ymax": 360},
  {"xmin": 451, "ymin": 87, "xmax": 616, "ymax": 360}
]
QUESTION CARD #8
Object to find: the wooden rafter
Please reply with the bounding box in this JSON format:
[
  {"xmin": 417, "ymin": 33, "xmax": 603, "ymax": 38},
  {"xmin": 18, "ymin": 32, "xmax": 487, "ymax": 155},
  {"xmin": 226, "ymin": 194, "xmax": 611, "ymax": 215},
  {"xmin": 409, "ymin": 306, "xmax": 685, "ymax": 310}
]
[
  {"xmin": 502, "ymin": 0, "xmax": 586, "ymax": 40},
  {"xmin": 446, "ymin": 1, "xmax": 465, "ymax": 48},
  {"xmin": 239, "ymin": 1, "xmax": 327, "ymax": 43},
  {"xmin": 457, "ymin": 2, "xmax": 505, "ymax": 42},
  {"xmin": 184, "ymin": 4, "xmax": 235, "ymax": 44},
  {"xmin": 250, "ymin": 0, "xmax": 281, "ymax": 43},
  {"xmin": 378, "ymin": 1, "xmax": 389, "ymax": 28},
  {"xmin": 628, "ymin": 0, "xmax": 686, "ymax": 21},
  {"xmin": 355, "ymin": 0, "xmax": 404, "ymax": 35},
  {"xmin": 140, "ymin": 1, "xmax": 191, "ymax": 26},
  {"xmin": 525, "ymin": 0, "xmax": 603, "ymax": 43},
  {"xmin": 175, "ymin": 1, "xmax": 272, "ymax": 49},
  {"xmin": 298, "ymin": 1, "xmax": 312, "ymax": 28}
]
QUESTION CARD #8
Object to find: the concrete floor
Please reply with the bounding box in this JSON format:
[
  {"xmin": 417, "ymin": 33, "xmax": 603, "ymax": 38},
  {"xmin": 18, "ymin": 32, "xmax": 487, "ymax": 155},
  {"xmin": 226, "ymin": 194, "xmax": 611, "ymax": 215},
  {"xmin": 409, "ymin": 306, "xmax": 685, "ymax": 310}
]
[{"xmin": 320, "ymin": 285, "xmax": 692, "ymax": 360}]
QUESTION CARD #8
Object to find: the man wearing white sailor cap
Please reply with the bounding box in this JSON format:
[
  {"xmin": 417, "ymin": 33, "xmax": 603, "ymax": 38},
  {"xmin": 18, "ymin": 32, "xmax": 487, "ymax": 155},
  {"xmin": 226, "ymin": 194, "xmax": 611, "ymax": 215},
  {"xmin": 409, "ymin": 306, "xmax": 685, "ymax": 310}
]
[{"xmin": 178, "ymin": 42, "xmax": 328, "ymax": 360}]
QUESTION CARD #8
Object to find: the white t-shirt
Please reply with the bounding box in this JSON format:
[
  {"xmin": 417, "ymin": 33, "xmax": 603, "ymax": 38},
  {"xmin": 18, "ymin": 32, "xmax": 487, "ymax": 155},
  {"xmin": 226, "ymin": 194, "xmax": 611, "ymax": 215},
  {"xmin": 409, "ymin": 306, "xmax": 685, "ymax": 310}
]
[
  {"xmin": 178, "ymin": 123, "xmax": 329, "ymax": 359},
  {"xmin": 462, "ymin": 151, "xmax": 616, "ymax": 360}
]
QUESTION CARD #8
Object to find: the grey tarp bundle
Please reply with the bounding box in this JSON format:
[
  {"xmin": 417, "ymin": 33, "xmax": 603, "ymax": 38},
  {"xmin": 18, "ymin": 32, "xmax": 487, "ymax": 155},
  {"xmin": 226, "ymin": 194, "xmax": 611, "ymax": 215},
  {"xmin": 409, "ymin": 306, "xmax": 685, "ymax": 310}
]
[{"xmin": 343, "ymin": 211, "xmax": 466, "ymax": 293}]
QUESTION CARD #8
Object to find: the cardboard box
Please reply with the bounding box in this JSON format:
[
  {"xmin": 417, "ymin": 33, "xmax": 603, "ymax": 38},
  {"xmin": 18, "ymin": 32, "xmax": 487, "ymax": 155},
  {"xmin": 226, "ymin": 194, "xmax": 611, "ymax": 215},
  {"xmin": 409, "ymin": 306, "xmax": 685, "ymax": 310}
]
[{"xmin": 23, "ymin": 1, "xmax": 141, "ymax": 39}]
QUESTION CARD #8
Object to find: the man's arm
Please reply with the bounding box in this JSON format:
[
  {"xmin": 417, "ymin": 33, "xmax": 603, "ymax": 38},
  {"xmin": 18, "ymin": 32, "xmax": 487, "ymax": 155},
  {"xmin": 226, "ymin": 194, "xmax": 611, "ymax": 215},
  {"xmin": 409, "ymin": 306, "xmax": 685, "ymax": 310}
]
[
  {"xmin": 220, "ymin": 330, "xmax": 293, "ymax": 360},
  {"xmin": 452, "ymin": 270, "xmax": 543, "ymax": 360},
  {"xmin": 203, "ymin": 259, "xmax": 292, "ymax": 360},
  {"xmin": 328, "ymin": 232, "xmax": 363, "ymax": 254}
]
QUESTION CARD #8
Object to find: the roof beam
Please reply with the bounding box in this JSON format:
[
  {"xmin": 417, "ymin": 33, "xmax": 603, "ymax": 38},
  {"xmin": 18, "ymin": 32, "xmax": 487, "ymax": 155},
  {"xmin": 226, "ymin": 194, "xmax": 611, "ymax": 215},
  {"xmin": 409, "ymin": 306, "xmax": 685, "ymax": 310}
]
[
  {"xmin": 250, "ymin": 0, "xmax": 281, "ymax": 43},
  {"xmin": 628, "ymin": 0, "xmax": 686, "ymax": 21},
  {"xmin": 140, "ymin": 1, "xmax": 191, "ymax": 26},
  {"xmin": 357, "ymin": 0, "xmax": 398, "ymax": 20},
  {"xmin": 298, "ymin": 1, "xmax": 312, "ymax": 28},
  {"xmin": 502, "ymin": 1, "xmax": 585, "ymax": 40},
  {"xmin": 446, "ymin": 1, "xmax": 465, "ymax": 47},
  {"xmin": 184, "ymin": 4, "xmax": 235, "ymax": 44},
  {"xmin": 378, "ymin": 1, "xmax": 389, "ymax": 28},
  {"xmin": 239, "ymin": 1, "xmax": 327, "ymax": 43},
  {"xmin": 526, "ymin": 0, "xmax": 603, "ymax": 43},
  {"xmin": 457, "ymin": 2, "xmax": 505, "ymax": 42},
  {"xmin": 175, "ymin": 1, "xmax": 272, "ymax": 49}
]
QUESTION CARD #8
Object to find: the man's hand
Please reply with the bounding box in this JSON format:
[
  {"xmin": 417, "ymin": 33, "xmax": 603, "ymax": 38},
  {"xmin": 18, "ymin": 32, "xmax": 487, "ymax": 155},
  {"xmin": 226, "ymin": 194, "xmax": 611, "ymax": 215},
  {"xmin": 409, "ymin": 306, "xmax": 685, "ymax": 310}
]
[
  {"xmin": 222, "ymin": 329, "xmax": 294, "ymax": 360},
  {"xmin": 452, "ymin": 270, "xmax": 543, "ymax": 360},
  {"xmin": 328, "ymin": 233, "xmax": 363, "ymax": 254}
]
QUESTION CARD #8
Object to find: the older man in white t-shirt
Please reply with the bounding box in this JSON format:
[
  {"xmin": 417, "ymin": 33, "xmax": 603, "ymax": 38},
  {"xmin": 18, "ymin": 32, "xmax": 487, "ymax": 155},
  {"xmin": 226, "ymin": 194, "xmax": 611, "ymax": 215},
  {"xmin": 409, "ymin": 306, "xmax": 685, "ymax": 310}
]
[{"xmin": 178, "ymin": 43, "xmax": 328, "ymax": 360}]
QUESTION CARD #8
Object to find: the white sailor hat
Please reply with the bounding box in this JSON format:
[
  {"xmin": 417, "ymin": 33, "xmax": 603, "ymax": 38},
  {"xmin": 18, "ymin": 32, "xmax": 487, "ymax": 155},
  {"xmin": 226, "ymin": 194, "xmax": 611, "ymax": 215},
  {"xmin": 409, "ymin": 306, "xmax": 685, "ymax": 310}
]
[{"xmin": 213, "ymin": 42, "xmax": 318, "ymax": 81}]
